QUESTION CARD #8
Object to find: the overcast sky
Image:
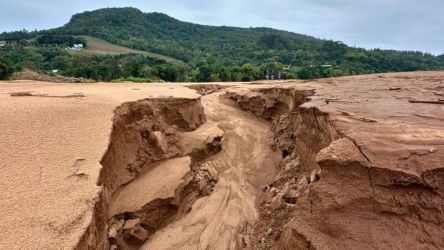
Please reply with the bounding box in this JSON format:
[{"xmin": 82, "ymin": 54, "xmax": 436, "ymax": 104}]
[{"xmin": 0, "ymin": 0, "xmax": 442, "ymax": 54}]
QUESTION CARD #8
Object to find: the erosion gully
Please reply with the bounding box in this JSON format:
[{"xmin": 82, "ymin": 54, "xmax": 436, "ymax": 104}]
[
  {"xmin": 74, "ymin": 85, "xmax": 311, "ymax": 250},
  {"xmin": 75, "ymin": 84, "xmax": 441, "ymax": 250}
]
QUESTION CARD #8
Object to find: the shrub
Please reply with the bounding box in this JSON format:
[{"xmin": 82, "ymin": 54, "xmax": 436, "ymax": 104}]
[{"xmin": 0, "ymin": 58, "xmax": 14, "ymax": 80}]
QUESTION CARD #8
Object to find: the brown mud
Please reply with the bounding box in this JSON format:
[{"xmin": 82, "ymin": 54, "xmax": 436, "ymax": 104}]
[
  {"xmin": 77, "ymin": 73, "xmax": 444, "ymax": 249},
  {"xmin": 2, "ymin": 72, "xmax": 442, "ymax": 250}
]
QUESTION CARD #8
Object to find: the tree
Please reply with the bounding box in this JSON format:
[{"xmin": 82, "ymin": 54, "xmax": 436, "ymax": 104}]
[
  {"xmin": 322, "ymin": 40, "xmax": 348, "ymax": 60},
  {"xmin": 156, "ymin": 64, "xmax": 180, "ymax": 82},
  {"xmin": 36, "ymin": 35, "xmax": 87, "ymax": 47},
  {"xmin": 0, "ymin": 58, "xmax": 14, "ymax": 80},
  {"xmin": 196, "ymin": 65, "xmax": 212, "ymax": 82},
  {"xmin": 297, "ymin": 66, "xmax": 335, "ymax": 80},
  {"xmin": 259, "ymin": 34, "xmax": 292, "ymax": 50}
]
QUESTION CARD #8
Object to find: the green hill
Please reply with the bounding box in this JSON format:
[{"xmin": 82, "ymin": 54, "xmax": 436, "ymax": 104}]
[
  {"xmin": 55, "ymin": 8, "xmax": 321, "ymax": 65},
  {"xmin": 1, "ymin": 7, "xmax": 444, "ymax": 82}
]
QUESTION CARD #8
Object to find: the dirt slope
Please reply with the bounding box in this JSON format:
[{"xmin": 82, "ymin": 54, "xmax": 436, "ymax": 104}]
[
  {"xmin": 226, "ymin": 72, "xmax": 444, "ymax": 249},
  {"xmin": 139, "ymin": 92, "xmax": 282, "ymax": 250},
  {"xmin": 73, "ymin": 36, "xmax": 184, "ymax": 64},
  {"xmin": 1, "ymin": 71, "xmax": 443, "ymax": 250}
]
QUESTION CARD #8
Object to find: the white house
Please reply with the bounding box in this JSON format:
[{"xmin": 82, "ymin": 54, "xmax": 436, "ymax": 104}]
[
  {"xmin": 73, "ymin": 44, "xmax": 84, "ymax": 49},
  {"xmin": 66, "ymin": 43, "xmax": 84, "ymax": 51}
]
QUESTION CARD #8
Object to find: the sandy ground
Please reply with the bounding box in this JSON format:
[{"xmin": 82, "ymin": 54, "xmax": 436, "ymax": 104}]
[
  {"xmin": 140, "ymin": 91, "xmax": 281, "ymax": 250},
  {"xmin": 1, "ymin": 71, "xmax": 443, "ymax": 249},
  {"xmin": 224, "ymin": 71, "xmax": 444, "ymax": 249},
  {"xmin": 0, "ymin": 81, "xmax": 198, "ymax": 250}
]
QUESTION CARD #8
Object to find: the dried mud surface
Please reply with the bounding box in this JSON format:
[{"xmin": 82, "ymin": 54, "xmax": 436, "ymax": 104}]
[
  {"xmin": 227, "ymin": 72, "xmax": 444, "ymax": 250},
  {"xmin": 1, "ymin": 72, "xmax": 444, "ymax": 250}
]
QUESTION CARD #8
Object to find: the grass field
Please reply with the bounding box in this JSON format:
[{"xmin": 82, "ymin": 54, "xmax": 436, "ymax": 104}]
[{"xmin": 71, "ymin": 36, "xmax": 184, "ymax": 64}]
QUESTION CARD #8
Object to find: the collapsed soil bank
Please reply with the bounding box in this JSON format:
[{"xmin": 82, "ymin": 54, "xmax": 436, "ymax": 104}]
[
  {"xmin": 75, "ymin": 92, "xmax": 282, "ymax": 249},
  {"xmin": 75, "ymin": 97, "xmax": 224, "ymax": 249},
  {"xmin": 227, "ymin": 86, "xmax": 444, "ymax": 250},
  {"xmin": 75, "ymin": 75, "xmax": 444, "ymax": 250}
]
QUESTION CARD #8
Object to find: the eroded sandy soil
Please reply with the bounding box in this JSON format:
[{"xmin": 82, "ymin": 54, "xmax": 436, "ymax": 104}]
[
  {"xmin": 0, "ymin": 82, "xmax": 199, "ymax": 249},
  {"xmin": 1, "ymin": 72, "xmax": 443, "ymax": 250}
]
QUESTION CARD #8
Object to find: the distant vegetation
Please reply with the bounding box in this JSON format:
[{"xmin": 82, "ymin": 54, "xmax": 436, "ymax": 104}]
[
  {"xmin": 0, "ymin": 57, "xmax": 14, "ymax": 80},
  {"xmin": 36, "ymin": 35, "xmax": 87, "ymax": 47},
  {"xmin": 1, "ymin": 7, "xmax": 444, "ymax": 82}
]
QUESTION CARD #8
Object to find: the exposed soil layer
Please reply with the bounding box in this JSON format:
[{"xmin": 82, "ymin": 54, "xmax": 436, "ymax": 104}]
[
  {"xmin": 138, "ymin": 92, "xmax": 281, "ymax": 249},
  {"xmin": 73, "ymin": 87, "xmax": 286, "ymax": 249},
  {"xmin": 185, "ymin": 84, "xmax": 228, "ymax": 96},
  {"xmin": 226, "ymin": 72, "xmax": 444, "ymax": 250},
  {"xmin": 75, "ymin": 97, "xmax": 225, "ymax": 250},
  {"xmin": 1, "ymin": 72, "xmax": 444, "ymax": 250}
]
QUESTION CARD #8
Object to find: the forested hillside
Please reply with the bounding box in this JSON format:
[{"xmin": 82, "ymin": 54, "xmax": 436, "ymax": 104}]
[{"xmin": 1, "ymin": 7, "xmax": 444, "ymax": 82}]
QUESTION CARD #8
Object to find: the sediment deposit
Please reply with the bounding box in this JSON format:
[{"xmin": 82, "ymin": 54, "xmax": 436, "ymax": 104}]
[{"xmin": 1, "ymin": 72, "xmax": 443, "ymax": 250}]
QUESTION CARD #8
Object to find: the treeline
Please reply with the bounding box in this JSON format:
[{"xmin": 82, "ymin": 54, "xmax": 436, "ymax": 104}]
[
  {"xmin": 1, "ymin": 42, "xmax": 444, "ymax": 81},
  {"xmin": 66, "ymin": 54, "xmax": 188, "ymax": 82},
  {"xmin": 0, "ymin": 30, "xmax": 34, "ymax": 46},
  {"xmin": 0, "ymin": 45, "xmax": 185, "ymax": 82},
  {"xmin": 0, "ymin": 29, "xmax": 87, "ymax": 47},
  {"xmin": 0, "ymin": 45, "xmax": 294, "ymax": 82},
  {"xmin": 36, "ymin": 35, "xmax": 87, "ymax": 47}
]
